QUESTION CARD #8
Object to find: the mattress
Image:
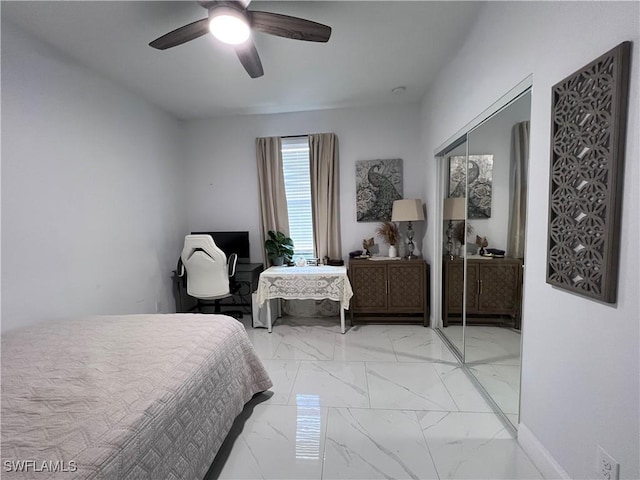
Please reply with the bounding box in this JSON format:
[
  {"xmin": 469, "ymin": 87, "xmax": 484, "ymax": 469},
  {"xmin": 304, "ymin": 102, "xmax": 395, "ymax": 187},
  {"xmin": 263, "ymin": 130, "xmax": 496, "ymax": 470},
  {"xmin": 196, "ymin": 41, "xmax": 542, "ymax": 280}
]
[{"xmin": 1, "ymin": 314, "xmax": 272, "ymax": 479}]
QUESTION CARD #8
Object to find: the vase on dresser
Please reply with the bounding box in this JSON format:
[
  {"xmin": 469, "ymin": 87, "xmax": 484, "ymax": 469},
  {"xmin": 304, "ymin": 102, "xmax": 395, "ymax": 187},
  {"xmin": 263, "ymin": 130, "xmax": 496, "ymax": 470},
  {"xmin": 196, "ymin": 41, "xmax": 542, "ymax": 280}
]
[{"xmin": 388, "ymin": 245, "xmax": 398, "ymax": 258}]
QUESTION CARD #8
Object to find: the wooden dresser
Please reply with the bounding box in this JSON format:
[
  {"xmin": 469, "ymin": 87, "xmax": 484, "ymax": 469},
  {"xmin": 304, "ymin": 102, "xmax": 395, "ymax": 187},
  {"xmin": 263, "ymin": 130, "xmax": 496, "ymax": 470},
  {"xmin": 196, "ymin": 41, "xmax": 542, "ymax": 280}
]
[
  {"xmin": 348, "ymin": 258, "xmax": 430, "ymax": 326},
  {"xmin": 442, "ymin": 257, "xmax": 523, "ymax": 328}
]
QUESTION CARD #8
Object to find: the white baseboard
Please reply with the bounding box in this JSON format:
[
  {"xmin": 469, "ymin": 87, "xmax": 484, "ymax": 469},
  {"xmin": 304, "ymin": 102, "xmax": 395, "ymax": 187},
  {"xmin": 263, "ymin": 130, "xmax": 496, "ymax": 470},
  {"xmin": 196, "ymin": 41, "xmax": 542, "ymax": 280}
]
[{"xmin": 518, "ymin": 423, "xmax": 571, "ymax": 479}]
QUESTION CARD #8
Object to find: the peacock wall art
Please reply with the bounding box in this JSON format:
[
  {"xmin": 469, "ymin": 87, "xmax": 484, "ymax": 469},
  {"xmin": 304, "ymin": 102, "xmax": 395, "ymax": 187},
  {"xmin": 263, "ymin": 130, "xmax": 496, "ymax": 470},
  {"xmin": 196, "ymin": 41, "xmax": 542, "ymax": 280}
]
[{"xmin": 356, "ymin": 158, "xmax": 403, "ymax": 222}]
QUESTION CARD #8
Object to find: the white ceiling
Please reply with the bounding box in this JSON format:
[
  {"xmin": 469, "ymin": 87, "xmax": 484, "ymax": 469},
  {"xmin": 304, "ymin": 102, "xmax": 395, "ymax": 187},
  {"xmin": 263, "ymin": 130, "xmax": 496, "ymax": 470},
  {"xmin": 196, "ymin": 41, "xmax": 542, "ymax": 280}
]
[{"xmin": 2, "ymin": 1, "xmax": 484, "ymax": 120}]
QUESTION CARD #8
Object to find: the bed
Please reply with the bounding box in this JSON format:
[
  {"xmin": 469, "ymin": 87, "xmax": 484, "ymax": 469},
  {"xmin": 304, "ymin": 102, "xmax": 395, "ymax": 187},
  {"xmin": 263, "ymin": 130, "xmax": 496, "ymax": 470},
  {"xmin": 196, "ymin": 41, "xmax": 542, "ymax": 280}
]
[{"xmin": 1, "ymin": 314, "xmax": 272, "ymax": 479}]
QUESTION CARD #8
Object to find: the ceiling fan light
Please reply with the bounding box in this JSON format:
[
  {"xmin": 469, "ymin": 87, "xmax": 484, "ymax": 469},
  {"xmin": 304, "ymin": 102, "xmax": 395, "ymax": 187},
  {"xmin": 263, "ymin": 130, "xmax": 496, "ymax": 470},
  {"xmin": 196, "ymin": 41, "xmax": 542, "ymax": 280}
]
[{"xmin": 209, "ymin": 12, "xmax": 250, "ymax": 45}]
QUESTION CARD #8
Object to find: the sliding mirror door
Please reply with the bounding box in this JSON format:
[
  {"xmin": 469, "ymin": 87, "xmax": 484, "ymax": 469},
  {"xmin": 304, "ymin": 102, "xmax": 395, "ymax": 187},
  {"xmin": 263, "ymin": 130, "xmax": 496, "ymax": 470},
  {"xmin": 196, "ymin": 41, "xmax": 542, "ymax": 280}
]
[
  {"xmin": 439, "ymin": 138, "xmax": 468, "ymax": 360},
  {"xmin": 464, "ymin": 90, "xmax": 531, "ymax": 427},
  {"xmin": 436, "ymin": 83, "xmax": 531, "ymax": 429}
]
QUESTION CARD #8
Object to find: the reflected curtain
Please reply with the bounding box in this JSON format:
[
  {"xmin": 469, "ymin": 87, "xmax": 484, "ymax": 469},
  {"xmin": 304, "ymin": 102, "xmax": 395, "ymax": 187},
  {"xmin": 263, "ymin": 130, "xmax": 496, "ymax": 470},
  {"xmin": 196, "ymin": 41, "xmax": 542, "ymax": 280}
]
[
  {"xmin": 256, "ymin": 136, "xmax": 289, "ymax": 266},
  {"xmin": 508, "ymin": 121, "xmax": 529, "ymax": 258},
  {"xmin": 309, "ymin": 133, "xmax": 341, "ymax": 260}
]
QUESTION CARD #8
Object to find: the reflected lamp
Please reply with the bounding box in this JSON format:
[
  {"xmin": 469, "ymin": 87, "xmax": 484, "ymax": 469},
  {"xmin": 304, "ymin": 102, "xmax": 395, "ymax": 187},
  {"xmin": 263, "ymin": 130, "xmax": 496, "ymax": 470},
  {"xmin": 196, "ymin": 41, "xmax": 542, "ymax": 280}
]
[{"xmin": 443, "ymin": 197, "xmax": 466, "ymax": 258}]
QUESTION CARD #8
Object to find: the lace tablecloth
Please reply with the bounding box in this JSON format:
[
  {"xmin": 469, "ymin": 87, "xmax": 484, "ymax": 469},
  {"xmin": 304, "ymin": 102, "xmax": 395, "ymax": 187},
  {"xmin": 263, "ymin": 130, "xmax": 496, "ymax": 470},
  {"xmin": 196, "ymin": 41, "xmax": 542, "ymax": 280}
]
[{"xmin": 256, "ymin": 266, "xmax": 353, "ymax": 310}]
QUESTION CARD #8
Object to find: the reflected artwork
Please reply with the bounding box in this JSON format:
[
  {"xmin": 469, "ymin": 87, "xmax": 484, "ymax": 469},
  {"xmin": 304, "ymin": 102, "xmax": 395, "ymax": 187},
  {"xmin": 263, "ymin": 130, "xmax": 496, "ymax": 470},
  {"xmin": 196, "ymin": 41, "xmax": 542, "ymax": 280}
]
[{"xmin": 448, "ymin": 154, "xmax": 493, "ymax": 218}]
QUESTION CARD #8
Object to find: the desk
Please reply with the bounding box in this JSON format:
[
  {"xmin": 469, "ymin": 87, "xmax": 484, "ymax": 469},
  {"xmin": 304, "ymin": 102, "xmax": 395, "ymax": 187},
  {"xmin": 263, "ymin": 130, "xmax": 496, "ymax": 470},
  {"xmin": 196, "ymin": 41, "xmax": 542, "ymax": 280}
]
[
  {"xmin": 256, "ymin": 266, "xmax": 353, "ymax": 334},
  {"xmin": 173, "ymin": 262, "xmax": 264, "ymax": 314},
  {"xmin": 235, "ymin": 263, "xmax": 265, "ymax": 291}
]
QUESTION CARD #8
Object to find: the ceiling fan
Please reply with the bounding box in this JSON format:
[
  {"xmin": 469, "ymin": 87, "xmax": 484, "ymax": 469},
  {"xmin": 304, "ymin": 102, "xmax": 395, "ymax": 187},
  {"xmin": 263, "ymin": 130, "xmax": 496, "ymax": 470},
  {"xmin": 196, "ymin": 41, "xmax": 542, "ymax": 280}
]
[{"xmin": 149, "ymin": 0, "xmax": 332, "ymax": 78}]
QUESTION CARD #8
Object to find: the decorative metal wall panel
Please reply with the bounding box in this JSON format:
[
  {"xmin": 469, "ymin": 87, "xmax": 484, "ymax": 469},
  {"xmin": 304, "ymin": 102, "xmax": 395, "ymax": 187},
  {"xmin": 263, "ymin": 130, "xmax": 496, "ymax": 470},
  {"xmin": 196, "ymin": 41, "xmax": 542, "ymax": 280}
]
[{"xmin": 546, "ymin": 41, "xmax": 631, "ymax": 303}]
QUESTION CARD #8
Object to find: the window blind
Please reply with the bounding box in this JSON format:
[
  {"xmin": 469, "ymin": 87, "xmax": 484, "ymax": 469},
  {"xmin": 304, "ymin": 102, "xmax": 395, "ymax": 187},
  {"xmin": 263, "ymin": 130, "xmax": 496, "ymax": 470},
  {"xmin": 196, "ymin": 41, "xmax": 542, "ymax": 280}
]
[{"xmin": 281, "ymin": 137, "xmax": 315, "ymax": 259}]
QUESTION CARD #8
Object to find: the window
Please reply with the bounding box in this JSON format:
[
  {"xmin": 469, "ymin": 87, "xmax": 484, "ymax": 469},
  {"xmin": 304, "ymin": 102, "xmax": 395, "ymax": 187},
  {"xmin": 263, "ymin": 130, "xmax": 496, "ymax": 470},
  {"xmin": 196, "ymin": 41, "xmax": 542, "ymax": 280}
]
[{"xmin": 281, "ymin": 137, "xmax": 315, "ymax": 260}]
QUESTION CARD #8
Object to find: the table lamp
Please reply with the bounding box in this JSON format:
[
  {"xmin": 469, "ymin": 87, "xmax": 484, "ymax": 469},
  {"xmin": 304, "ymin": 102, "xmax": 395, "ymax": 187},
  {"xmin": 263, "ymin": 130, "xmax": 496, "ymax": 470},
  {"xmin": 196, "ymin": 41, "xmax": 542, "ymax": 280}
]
[
  {"xmin": 391, "ymin": 199, "xmax": 425, "ymax": 260},
  {"xmin": 443, "ymin": 197, "xmax": 466, "ymax": 258}
]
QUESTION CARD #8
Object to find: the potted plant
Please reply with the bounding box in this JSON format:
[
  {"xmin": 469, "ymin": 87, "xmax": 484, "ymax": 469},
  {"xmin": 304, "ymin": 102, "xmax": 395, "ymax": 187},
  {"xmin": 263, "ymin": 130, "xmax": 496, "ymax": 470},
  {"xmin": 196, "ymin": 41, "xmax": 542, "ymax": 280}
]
[
  {"xmin": 376, "ymin": 221, "xmax": 399, "ymax": 258},
  {"xmin": 264, "ymin": 230, "xmax": 294, "ymax": 266}
]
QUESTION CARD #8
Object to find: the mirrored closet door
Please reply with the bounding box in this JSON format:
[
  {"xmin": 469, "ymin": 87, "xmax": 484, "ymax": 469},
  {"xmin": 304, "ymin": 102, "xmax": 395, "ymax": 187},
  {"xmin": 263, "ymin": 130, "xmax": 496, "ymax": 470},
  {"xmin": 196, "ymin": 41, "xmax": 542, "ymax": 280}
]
[
  {"xmin": 439, "ymin": 138, "xmax": 468, "ymax": 358},
  {"xmin": 437, "ymin": 87, "xmax": 531, "ymax": 429}
]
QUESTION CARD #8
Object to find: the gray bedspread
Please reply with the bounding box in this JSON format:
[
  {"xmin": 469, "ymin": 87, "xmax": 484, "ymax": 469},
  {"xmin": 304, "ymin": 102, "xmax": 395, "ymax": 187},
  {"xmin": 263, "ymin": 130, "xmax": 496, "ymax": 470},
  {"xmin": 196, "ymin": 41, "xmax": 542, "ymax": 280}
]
[{"xmin": 1, "ymin": 314, "xmax": 272, "ymax": 479}]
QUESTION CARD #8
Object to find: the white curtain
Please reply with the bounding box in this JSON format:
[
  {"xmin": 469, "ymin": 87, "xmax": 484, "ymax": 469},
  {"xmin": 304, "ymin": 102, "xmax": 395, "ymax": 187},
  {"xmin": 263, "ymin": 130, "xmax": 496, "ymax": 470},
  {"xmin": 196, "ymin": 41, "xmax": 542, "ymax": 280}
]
[
  {"xmin": 257, "ymin": 134, "xmax": 341, "ymax": 317},
  {"xmin": 256, "ymin": 136, "xmax": 289, "ymax": 266},
  {"xmin": 309, "ymin": 133, "xmax": 342, "ymax": 260},
  {"xmin": 508, "ymin": 121, "xmax": 530, "ymax": 258}
]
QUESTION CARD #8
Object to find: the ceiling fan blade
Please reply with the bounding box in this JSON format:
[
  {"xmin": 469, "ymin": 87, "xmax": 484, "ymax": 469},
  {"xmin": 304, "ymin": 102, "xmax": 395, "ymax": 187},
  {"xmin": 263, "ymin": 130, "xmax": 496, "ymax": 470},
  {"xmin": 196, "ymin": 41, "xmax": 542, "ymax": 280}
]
[
  {"xmin": 249, "ymin": 11, "xmax": 331, "ymax": 43},
  {"xmin": 235, "ymin": 40, "xmax": 264, "ymax": 78},
  {"xmin": 149, "ymin": 18, "xmax": 209, "ymax": 50}
]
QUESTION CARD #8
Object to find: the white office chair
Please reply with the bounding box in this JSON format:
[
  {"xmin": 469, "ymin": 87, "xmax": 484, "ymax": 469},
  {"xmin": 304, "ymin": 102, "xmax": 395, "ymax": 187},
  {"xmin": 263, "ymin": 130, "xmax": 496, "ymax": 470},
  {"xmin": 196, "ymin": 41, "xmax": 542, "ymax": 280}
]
[{"xmin": 179, "ymin": 234, "xmax": 241, "ymax": 316}]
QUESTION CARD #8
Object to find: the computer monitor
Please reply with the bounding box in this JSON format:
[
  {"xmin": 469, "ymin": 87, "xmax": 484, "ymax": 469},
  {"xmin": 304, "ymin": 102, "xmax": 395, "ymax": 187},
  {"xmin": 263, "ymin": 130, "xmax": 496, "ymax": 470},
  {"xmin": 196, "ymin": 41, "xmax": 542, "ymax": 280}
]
[{"xmin": 191, "ymin": 231, "xmax": 251, "ymax": 263}]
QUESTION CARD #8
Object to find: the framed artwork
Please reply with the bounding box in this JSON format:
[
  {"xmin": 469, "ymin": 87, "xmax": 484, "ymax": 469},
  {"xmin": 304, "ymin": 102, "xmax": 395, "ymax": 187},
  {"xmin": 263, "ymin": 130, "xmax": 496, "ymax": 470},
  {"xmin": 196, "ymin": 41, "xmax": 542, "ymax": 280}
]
[
  {"xmin": 546, "ymin": 42, "xmax": 631, "ymax": 303},
  {"xmin": 448, "ymin": 154, "xmax": 493, "ymax": 218},
  {"xmin": 356, "ymin": 158, "xmax": 403, "ymax": 222}
]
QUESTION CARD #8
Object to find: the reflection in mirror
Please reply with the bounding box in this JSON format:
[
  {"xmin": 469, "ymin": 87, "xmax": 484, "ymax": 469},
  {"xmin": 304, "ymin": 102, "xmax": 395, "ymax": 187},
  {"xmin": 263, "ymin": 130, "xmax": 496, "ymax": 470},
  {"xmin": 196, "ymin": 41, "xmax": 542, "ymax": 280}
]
[
  {"xmin": 439, "ymin": 139, "xmax": 467, "ymax": 360},
  {"xmin": 436, "ymin": 88, "xmax": 531, "ymax": 430},
  {"xmin": 296, "ymin": 394, "xmax": 322, "ymax": 461},
  {"xmin": 464, "ymin": 90, "xmax": 531, "ymax": 428}
]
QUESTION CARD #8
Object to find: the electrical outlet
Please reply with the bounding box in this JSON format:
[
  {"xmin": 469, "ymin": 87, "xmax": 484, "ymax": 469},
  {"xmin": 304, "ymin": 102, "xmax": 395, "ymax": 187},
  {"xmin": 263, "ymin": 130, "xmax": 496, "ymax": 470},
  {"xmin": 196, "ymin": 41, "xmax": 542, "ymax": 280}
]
[{"xmin": 597, "ymin": 446, "xmax": 619, "ymax": 480}]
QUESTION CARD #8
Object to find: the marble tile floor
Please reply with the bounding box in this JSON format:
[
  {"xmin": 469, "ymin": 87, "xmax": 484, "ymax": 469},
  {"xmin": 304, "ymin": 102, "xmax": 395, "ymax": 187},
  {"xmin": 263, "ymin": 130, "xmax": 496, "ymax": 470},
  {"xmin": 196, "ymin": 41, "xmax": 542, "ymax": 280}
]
[
  {"xmin": 206, "ymin": 316, "xmax": 540, "ymax": 480},
  {"xmin": 442, "ymin": 325, "xmax": 522, "ymax": 366},
  {"xmin": 441, "ymin": 326, "xmax": 522, "ymax": 416}
]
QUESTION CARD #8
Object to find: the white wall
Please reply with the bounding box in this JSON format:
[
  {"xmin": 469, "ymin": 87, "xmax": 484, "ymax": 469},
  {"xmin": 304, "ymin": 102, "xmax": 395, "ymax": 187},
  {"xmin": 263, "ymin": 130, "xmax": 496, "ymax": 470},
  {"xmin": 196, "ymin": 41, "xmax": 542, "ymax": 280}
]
[
  {"xmin": 183, "ymin": 104, "xmax": 423, "ymax": 263},
  {"xmin": 1, "ymin": 21, "xmax": 187, "ymax": 331},
  {"xmin": 420, "ymin": 2, "xmax": 639, "ymax": 479}
]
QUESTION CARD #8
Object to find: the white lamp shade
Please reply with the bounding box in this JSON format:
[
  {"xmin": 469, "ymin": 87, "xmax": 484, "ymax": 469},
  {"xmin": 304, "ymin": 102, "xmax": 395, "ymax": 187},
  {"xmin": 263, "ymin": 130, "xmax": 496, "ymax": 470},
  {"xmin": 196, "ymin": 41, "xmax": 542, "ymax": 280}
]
[
  {"xmin": 443, "ymin": 197, "xmax": 466, "ymax": 220},
  {"xmin": 391, "ymin": 199, "xmax": 425, "ymax": 222}
]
